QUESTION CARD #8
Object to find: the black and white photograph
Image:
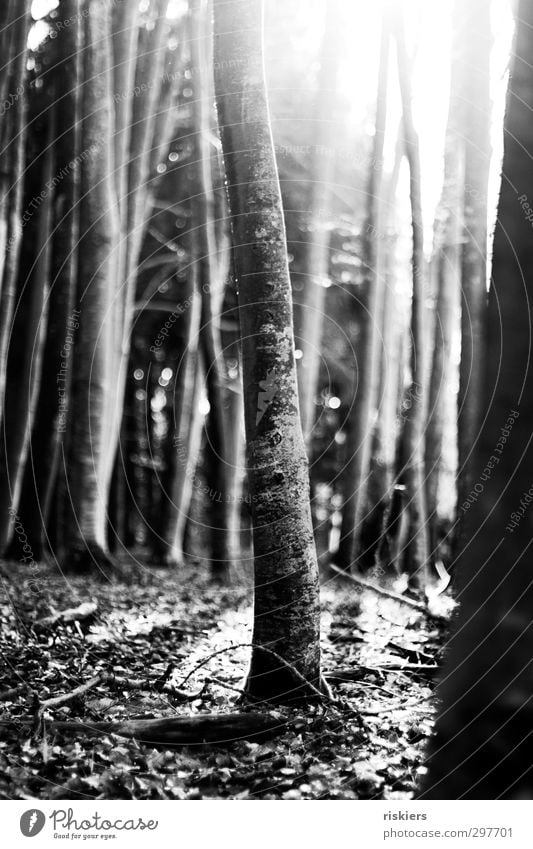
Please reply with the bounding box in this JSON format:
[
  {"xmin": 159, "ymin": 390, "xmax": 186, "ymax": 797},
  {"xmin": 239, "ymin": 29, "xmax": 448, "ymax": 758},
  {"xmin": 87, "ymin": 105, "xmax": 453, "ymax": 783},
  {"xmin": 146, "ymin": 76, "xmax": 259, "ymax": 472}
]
[{"xmin": 0, "ymin": 0, "xmax": 531, "ymax": 840}]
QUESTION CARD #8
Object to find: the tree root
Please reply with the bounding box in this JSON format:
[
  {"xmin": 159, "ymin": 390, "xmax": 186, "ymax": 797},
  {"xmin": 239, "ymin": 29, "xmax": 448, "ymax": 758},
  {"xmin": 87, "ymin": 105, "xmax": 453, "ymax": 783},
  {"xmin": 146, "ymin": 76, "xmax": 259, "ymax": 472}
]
[
  {"xmin": 178, "ymin": 642, "xmax": 330, "ymax": 703},
  {"xmin": 65, "ymin": 542, "xmax": 118, "ymax": 576},
  {"xmin": 0, "ymin": 711, "xmax": 288, "ymax": 747}
]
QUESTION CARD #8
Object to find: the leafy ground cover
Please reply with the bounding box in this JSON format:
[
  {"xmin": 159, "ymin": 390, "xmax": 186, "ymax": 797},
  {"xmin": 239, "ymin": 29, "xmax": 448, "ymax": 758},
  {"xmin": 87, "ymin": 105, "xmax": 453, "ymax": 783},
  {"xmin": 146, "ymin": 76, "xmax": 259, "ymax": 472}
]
[{"xmin": 0, "ymin": 559, "xmax": 448, "ymax": 799}]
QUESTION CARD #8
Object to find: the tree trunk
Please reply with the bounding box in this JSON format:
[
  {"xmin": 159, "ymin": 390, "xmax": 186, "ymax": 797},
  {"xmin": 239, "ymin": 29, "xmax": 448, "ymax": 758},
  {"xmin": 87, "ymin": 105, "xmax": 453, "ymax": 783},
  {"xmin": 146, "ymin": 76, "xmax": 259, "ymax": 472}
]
[
  {"xmin": 336, "ymin": 14, "xmax": 389, "ymax": 572},
  {"xmin": 61, "ymin": 0, "xmax": 120, "ymax": 570},
  {"xmin": 454, "ymin": 0, "xmax": 491, "ymax": 565},
  {"xmin": 394, "ymin": 11, "xmax": 430, "ymax": 590},
  {"xmin": 191, "ymin": 0, "xmax": 234, "ymax": 579},
  {"xmin": 0, "ymin": 3, "xmax": 30, "ymax": 413},
  {"xmin": 425, "ymin": 6, "xmax": 466, "ymax": 567},
  {"xmin": 16, "ymin": 1, "xmax": 82, "ymax": 561},
  {"xmin": 362, "ymin": 136, "xmax": 404, "ymax": 573},
  {"xmin": 213, "ymin": 0, "xmax": 325, "ymax": 703},
  {"xmin": 296, "ymin": 0, "xmax": 340, "ymax": 444},
  {"xmin": 422, "ymin": 0, "xmax": 533, "ymax": 798},
  {"xmin": 158, "ymin": 233, "xmax": 203, "ymax": 567},
  {"xmin": 0, "ymin": 118, "xmax": 54, "ymax": 554}
]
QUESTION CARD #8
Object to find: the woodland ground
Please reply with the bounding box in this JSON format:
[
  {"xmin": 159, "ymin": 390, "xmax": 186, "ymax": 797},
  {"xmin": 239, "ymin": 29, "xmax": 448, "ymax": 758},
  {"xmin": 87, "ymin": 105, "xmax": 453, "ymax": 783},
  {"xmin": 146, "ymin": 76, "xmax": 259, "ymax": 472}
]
[{"xmin": 0, "ymin": 558, "xmax": 448, "ymax": 800}]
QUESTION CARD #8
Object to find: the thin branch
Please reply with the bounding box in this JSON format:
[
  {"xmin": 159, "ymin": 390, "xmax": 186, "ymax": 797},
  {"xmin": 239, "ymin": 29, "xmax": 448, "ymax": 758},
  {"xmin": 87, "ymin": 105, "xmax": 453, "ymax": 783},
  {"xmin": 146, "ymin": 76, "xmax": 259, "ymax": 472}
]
[{"xmin": 328, "ymin": 563, "xmax": 446, "ymax": 620}]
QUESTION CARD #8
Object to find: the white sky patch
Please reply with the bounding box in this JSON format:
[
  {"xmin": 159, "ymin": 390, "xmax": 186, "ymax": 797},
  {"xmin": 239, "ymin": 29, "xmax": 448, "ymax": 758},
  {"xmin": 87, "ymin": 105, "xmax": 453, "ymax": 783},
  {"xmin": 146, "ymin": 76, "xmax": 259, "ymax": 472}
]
[
  {"xmin": 31, "ymin": 0, "xmax": 58, "ymax": 21},
  {"xmin": 268, "ymin": 0, "xmax": 515, "ymax": 256},
  {"xmin": 166, "ymin": 0, "xmax": 188, "ymax": 19}
]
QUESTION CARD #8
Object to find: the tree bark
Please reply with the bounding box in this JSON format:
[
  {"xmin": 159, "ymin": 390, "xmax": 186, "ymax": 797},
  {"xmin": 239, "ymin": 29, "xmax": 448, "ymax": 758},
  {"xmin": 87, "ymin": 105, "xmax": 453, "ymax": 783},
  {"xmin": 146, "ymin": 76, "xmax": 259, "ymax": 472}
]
[
  {"xmin": 425, "ymin": 7, "xmax": 466, "ymax": 566},
  {"xmin": 422, "ymin": 0, "xmax": 533, "ymax": 798},
  {"xmin": 61, "ymin": 0, "xmax": 120, "ymax": 570},
  {"xmin": 213, "ymin": 0, "xmax": 325, "ymax": 703},
  {"xmin": 393, "ymin": 11, "xmax": 430, "ymax": 590},
  {"xmin": 0, "ymin": 117, "xmax": 54, "ymax": 554},
  {"xmin": 454, "ymin": 0, "xmax": 491, "ymax": 565},
  {"xmin": 191, "ymin": 0, "xmax": 234, "ymax": 579},
  {"xmin": 16, "ymin": 2, "xmax": 83, "ymax": 562},
  {"xmin": 0, "ymin": 3, "xmax": 31, "ymax": 413}
]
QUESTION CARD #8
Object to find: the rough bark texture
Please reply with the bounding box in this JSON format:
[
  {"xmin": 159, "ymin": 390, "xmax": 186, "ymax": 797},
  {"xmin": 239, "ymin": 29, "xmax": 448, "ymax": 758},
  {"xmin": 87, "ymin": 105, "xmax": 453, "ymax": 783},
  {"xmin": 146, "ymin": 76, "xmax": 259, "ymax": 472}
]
[
  {"xmin": 422, "ymin": 1, "xmax": 533, "ymax": 798},
  {"xmin": 213, "ymin": 0, "xmax": 324, "ymax": 703},
  {"xmin": 454, "ymin": 0, "xmax": 491, "ymax": 565},
  {"xmin": 336, "ymin": 14, "xmax": 389, "ymax": 572}
]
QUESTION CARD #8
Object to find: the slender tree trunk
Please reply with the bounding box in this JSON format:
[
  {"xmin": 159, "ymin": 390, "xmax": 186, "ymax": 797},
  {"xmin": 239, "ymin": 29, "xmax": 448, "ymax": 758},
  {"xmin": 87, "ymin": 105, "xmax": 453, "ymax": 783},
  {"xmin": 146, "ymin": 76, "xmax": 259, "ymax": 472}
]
[
  {"xmin": 16, "ymin": 1, "xmax": 82, "ymax": 561},
  {"xmin": 454, "ymin": 0, "xmax": 491, "ymax": 564},
  {"xmin": 422, "ymin": 0, "xmax": 533, "ymax": 797},
  {"xmin": 214, "ymin": 0, "xmax": 326, "ymax": 702},
  {"xmin": 425, "ymin": 9, "xmax": 466, "ymax": 566},
  {"xmin": 336, "ymin": 15, "xmax": 389, "ymax": 572},
  {"xmin": 61, "ymin": 0, "xmax": 120, "ymax": 569},
  {"xmin": 0, "ymin": 3, "xmax": 30, "ymax": 411},
  {"xmin": 297, "ymin": 0, "xmax": 340, "ymax": 443},
  {"xmin": 105, "ymin": 0, "xmax": 170, "ymax": 494},
  {"xmin": 394, "ymin": 10, "xmax": 430, "ymax": 590},
  {"xmin": 191, "ymin": 0, "xmax": 233, "ymax": 579},
  {"xmin": 0, "ymin": 119, "xmax": 54, "ymax": 554},
  {"xmin": 159, "ymin": 235, "xmax": 203, "ymax": 566},
  {"xmin": 362, "ymin": 134, "xmax": 404, "ymax": 573},
  {"xmin": 220, "ymin": 262, "xmax": 245, "ymax": 568}
]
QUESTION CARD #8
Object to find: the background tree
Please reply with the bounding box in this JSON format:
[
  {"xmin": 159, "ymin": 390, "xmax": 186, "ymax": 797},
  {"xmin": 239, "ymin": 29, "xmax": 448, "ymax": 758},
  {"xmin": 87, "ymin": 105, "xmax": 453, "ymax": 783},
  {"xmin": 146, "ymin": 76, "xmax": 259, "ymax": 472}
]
[{"xmin": 423, "ymin": 0, "xmax": 533, "ymax": 797}]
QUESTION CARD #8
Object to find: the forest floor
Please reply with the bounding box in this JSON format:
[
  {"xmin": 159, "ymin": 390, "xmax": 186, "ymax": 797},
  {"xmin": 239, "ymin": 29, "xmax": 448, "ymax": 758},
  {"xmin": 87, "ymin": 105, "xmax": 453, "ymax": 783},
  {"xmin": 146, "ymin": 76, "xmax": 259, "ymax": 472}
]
[{"xmin": 0, "ymin": 557, "xmax": 451, "ymax": 800}]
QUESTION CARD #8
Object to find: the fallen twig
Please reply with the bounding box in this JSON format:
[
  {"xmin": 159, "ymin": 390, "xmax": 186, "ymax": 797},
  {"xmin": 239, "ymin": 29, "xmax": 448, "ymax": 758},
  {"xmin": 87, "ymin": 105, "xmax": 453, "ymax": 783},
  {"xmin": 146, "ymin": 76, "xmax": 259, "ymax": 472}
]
[
  {"xmin": 34, "ymin": 601, "xmax": 98, "ymax": 629},
  {"xmin": 328, "ymin": 563, "xmax": 446, "ymax": 620}
]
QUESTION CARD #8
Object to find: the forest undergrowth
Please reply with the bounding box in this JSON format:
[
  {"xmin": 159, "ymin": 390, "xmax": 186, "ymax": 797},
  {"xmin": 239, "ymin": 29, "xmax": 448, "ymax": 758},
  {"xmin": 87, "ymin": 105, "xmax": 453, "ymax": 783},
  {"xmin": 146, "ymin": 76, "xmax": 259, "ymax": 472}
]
[{"xmin": 0, "ymin": 558, "xmax": 448, "ymax": 800}]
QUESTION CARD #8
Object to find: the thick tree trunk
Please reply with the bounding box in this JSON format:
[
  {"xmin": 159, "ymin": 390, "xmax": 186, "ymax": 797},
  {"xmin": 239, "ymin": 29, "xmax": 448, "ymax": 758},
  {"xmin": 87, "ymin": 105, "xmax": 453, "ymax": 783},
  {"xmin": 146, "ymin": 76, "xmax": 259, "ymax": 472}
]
[
  {"xmin": 16, "ymin": 1, "xmax": 83, "ymax": 561},
  {"xmin": 454, "ymin": 0, "xmax": 491, "ymax": 565},
  {"xmin": 336, "ymin": 15, "xmax": 389, "ymax": 572},
  {"xmin": 296, "ymin": 0, "xmax": 340, "ymax": 444},
  {"xmin": 394, "ymin": 12, "xmax": 430, "ymax": 590},
  {"xmin": 213, "ymin": 0, "xmax": 325, "ymax": 703},
  {"xmin": 61, "ymin": 0, "xmax": 120, "ymax": 570},
  {"xmin": 422, "ymin": 0, "xmax": 533, "ymax": 798}
]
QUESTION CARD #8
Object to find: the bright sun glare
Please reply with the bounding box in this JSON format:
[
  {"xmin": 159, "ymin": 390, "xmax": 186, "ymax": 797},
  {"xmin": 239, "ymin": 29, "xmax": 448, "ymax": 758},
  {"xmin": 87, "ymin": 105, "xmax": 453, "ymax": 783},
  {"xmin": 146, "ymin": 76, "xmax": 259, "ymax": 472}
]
[{"xmin": 283, "ymin": 0, "xmax": 515, "ymax": 251}]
